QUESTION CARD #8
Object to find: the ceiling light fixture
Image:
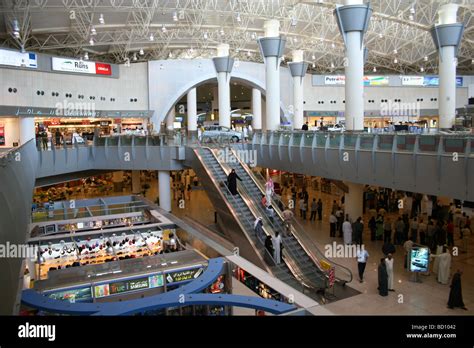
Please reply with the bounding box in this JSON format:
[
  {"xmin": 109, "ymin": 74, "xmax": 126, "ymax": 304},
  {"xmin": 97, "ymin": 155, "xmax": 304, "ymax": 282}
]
[
  {"xmin": 393, "ymin": 49, "xmax": 397, "ymax": 54},
  {"xmin": 330, "ymin": 62, "xmax": 335, "ymax": 69},
  {"xmin": 424, "ymin": 56, "xmax": 428, "ymax": 61},
  {"xmin": 91, "ymin": 26, "xmax": 97, "ymax": 35},
  {"xmin": 98, "ymin": 13, "xmax": 105, "ymax": 24},
  {"xmin": 251, "ymin": 32, "xmax": 257, "ymax": 40},
  {"xmin": 162, "ymin": 25, "xmax": 167, "ymax": 33},
  {"xmin": 149, "ymin": 33, "xmax": 154, "ymax": 41},
  {"xmin": 312, "ymin": 54, "xmax": 316, "ymax": 60},
  {"xmin": 204, "ymin": 32, "xmax": 208, "ymax": 39},
  {"xmin": 236, "ymin": 12, "xmax": 241, "ymax": 22},
  {"xmin": 133, "ymin": 53, "xmax": 137, "ymax": 61},
  {"xmin": 89, "ymin": 38, "xmax": 94, "ymax": 45},
  {"xmin": 394, "ymin": 58, "xmax": 398, "ymax": 64},
  {"xmin": 312, "ymin": 62, "xmax": 316, "ymax": 68},
  {"xmin": 12, "ymin": 19, "xmax": 20, "ymax": 38},
  {"xmin": 373, "ymin": 66, "xmax": 377, "ymax": 72},
  {"xmin": 331, "ymin": 43, "xmax": 335, "ymax": 48},
  {"xmin": 291, "ymin": 16, "xmax": 297, "ymax": 27},
  {"xmin": 139, "ymin": 48, "xmax": 144, "ymax": 55},
  {"xmin": 84, "ymin": 52, "xmax": 89, "ymax": 60},
  {"xmin": 173, "ymin": 11, "xmax": 178, "ymax": 21},
  {"xmin": 220, "ymin": 28, "xmax": 225, "ymax": 36},
  {"xmin": 420, "ymin": 66, "xmax": 424, "ymax": 72}
]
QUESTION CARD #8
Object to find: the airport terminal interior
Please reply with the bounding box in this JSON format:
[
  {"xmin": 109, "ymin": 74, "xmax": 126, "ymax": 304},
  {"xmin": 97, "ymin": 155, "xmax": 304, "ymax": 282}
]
[{"xmin": 0, "ymin": 0, "xmax": 474, "ymax": 318}]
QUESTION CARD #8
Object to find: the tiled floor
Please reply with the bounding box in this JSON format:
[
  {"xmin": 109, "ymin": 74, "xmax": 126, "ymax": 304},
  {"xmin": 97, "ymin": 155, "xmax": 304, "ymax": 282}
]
[{"xmin": 63, "ymin": 172, "xmax": 473, "ymax": 315}]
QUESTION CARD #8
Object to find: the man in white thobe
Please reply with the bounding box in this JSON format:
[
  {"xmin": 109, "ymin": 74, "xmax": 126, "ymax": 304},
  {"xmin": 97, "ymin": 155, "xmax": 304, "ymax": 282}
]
[
  {"xmin": 342, "ymin": 219, "xmax": 352, "ymax": 245},
  {"xmin": 272, "ymin": 232, "xmax": 282, "ymax": 264},
  {"xmin": 431, "ymin": 246, "xmax": 452, "ymax": 285},
  {"xmin": 385, "ymin": 253, "xmax": 395, "ymax": 291}
]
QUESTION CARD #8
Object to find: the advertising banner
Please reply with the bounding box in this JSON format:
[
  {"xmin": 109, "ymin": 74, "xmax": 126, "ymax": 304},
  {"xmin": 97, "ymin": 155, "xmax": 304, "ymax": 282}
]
[
  {"xmin": 324, "ymin": 75, "xmax": 389, "ymax": 86},
  {"xmin": 0, "ymin": 123, "xmax": 4, "ymax": 146},
  {"xmin": 52, "ymin": 57, "xmax": 112, "ymax": 75},
  {"xmin": 46, "ymin": 287, "xmax": 92, "ymax": 303},
  {"xmin": 401, "ymin": 76, "xmax": 424, "ymax": 86},
  {"xmin": 166, "ymin": 267, "xmax": 204, "ymax": 284},
  {"xmin": 409, "ymin": 246, "xmax": 430, "ymax": 273},
  {"xmin": 0, "ymin": 49, "xmax": 37, "ymax": 69},
  {"xmin": 423, "ymin": 76, "xmax": 463, "ymax": 87}
]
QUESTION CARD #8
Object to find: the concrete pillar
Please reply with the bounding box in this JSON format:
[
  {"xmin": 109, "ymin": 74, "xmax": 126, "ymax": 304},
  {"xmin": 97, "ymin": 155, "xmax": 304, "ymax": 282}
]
[
  {"xmin": 258, "ymin": 20, "xmax": 286, "ymax": 131},
  {"xmin": 334, "ymin": 0, "xmax": 372, "ymax": 131},
  {"xmin": 430, "ymin": 4, "xmax": 464, "ymax": 129},
  {"xmin": 112, "ymin": 171, "xmax": 124, "ymax": 192},
  {"xmin": 213, "ymin": 44, "xmax": 234, "ymax": 129},
  {"xmin": 251, "ymin": 88, "xmax": 262, "ymax": 130},
  {"xmin": 187, "ymin": 88, "xmax": 197, "ymax": 133},
  {"xmin": 19, "ymin": 117, "xmax": 35, "ymax": 144},
  {"xmin": 131, "ymin": 170, "xmax": 141, "ymax": 194},
  {"xmin": 344, "ymin": 182, "xmax": 364, "ymax": 222},
  {"xmin": 158, "ymin": 171, "xmax": 171, "ymax": 212},
  {"xmin": 166, "ymin": 107, "xmax": 175, "ymax": 131},
  {"xmin": 289, "ymin": 50, "xmax": 308, "ymax": 130}
]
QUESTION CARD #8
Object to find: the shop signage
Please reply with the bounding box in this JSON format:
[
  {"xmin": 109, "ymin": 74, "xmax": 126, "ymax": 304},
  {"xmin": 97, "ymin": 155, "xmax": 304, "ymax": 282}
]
[
  {"xmin": 324, "ymin": 75, "xmax": 389, "ymax": 86},
  {"xmin": 51, "ymin": 57, "xmax": 112, "ymax": 75},
  {"xmin": 46, "ymin": 287, "xmax": 92, "ymax": 303},
  {"xmin": 401, "ymin": 76, "xmax": 463, "ymax": 87},
  {"xmin": 166, "ymin": 267, "xmax": 204, "ymax": 284},
  {"xmin": 0, "ymin": 49, "xmax": 37, "ymax": 69},
  {"xmin": 95, "ymin": 274, "xmax": 164, "ymax": 298}
]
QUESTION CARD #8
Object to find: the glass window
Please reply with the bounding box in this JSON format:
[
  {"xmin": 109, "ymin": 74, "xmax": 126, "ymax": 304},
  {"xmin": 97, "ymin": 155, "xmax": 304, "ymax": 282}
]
[{"xmin": 359, "ymin": 135, "xmax": 373, "ymax": 150}]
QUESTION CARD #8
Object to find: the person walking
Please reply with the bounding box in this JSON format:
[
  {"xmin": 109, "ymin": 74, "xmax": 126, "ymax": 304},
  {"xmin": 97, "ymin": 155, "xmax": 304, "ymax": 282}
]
[
  {"xmin": 378, "ymin": 258, "xmax": 389, "ymax": 296},
  {"xmin": 282, "ymin": 206, "xmax": 294, "ymax": 236},
  {"xmin": 418, "ymin": 218, "xmax": 427, "ymax": 245},
  {"xmin": 336, "ymin": 208, "xmax": 344, "ymax": 237},
  {"xmin": 352, "ymin": 217, "xmax": 364, "ymax": 246},
  {"xmin": 447, "ymin": 269, "xmax": 467, "ymax": 310},
  {"xmin": 342, "ymin": 217, "xmax": 352, "ymax": 245},
  {"xmin": 447, "ymin": 219, "xmax": 455, "ymax": 247},
  {"xmin": 356, "ymin": 248, "xmax": 369, "ymax": 283},
  {"xmin": 410, "ymin": 217, "xmax": 418, "ymax": 243},
  {"xmin": 329, "ymin": 213, "xmax": 337, "ymax": 238},
  {"xmin": 309, "ymin": 198, "xmax": 317, "ymax": 221},
  {"xmin": 317, "ymin": 199, "xmax": 323, "ymax": 221},
  {"xmin": 376, "ymin": 214, "xmax": 384, "ymax": 241},
  {"xmin": 395, "ymin": 217, "xmax": 405, "ymax": 245},
  {"xmin": 385, "ymin": 253, "xmax": 395, "ymax": 291}
]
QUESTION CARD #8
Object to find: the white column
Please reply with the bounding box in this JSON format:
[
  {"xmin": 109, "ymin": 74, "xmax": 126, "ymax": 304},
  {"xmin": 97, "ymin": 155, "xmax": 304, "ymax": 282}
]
[
  {"xmin": 131, "ymin": 170, "xmax": 141, "ymax": 194},
  {"xmin": 344, "ymin": 182, "xmax": 364, "ymax": 222},
  {"xmin": 19, "ymin": 117, "xmax": 35, "ymax": 144},
  {"xmin": 292, "ymin": 50, "xmax": 305, "ymax": 129},
  {"xmin": 187, "ymin": 88, "xmax": 197, "ymax": 132},
  {"xmin": 263, "ymin": 20, "xmax": 282, "ymax": 131},
  {"xmin": 251, "ymin": 88, "xmax": 262, "ymax": 130},
  {"xmin": 158, "ymin": 171, "xmax": 171, "ymax": 212},
  {"xmin": 438, "ymin": 4, "xmax": 459, "ymax": 129},
  {"xmin": 166, "ymin": 107, "xmax": 175, "ymax": 131},
  {"xmin": 345, "ymin": 34, "xmax": 364, "ymax": 131},
  {"xmin": 216, "ymin": 44, "xmax": 231, "ymax": 128}
]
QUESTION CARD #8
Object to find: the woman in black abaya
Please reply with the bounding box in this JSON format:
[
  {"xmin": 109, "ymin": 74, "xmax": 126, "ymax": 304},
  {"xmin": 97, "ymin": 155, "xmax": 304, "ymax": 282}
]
[
  {"xmin": 378, "ymin": 257, "xmax": 389, "ymax": 296},
  {"xmin": 227, "ymin": 169, "xmax": 242, "ymax": 195},
  {"xmin": 448, "ymin": 270, "xmax": 467, "ymax": 310}
]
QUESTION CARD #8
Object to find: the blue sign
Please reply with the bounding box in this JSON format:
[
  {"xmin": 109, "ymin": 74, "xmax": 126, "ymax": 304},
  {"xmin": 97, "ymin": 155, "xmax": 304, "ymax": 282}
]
[{"xmin": 423, "ymin": 76, "xmax": 463, "ymax": 87}]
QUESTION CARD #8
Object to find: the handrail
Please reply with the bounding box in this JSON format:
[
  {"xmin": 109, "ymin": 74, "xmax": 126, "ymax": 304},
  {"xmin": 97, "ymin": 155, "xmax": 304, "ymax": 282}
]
[{"xmin": 227, "ymin": 146, "xmax": 353, "ymax": 284}]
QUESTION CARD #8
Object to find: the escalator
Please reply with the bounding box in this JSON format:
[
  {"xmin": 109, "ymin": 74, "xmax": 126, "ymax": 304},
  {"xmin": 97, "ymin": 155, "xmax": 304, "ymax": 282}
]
[
  {"xmin": 188, "ymin": 146, "xmax": 350, "ymax": 301},
  {"xmin": 222, "ymin": 147, "xmax": 353, "ymax": 289}
]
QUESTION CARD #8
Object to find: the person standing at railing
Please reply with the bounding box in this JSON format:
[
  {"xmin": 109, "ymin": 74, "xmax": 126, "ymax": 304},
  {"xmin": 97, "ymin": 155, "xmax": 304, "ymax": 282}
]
[{"xmin": 301, "ymin": 122, "xmax": 309, "ymax": 131}]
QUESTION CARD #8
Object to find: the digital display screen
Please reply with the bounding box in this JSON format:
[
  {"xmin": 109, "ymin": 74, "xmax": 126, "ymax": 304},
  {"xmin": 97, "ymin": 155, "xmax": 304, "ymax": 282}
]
[
  {"xmin": 94, "ymin": 284, "xmax": 110, "ymax": 298},
  {"xmin": 46, "ymin": 287, "xmax": 92, "ymax": 303},
  {"xmin": 410, "ymin": 247, "xmax": 430, "ymax": 272},
  {"xmin": 148, "ymin": 274, "xmax": 164, "ymax": 288}
]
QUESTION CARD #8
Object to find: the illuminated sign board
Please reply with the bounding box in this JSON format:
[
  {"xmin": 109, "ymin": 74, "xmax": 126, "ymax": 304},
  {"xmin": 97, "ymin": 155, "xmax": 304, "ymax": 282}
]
[
  {"xmin": 52, "ymin": 57, "xmax": 112, "ymax": 75},
  {"xmin": 401, "ymin": 76, "xmax": 463, "ymax": 87},
  {"xmin": 410, "ymin": 246, "xmax": 430, "ymax": 273},
  {"xmin": 324, "ymin": 75, "xmax": 389, "ymax": 86},
  {"xmin": 166, "ymin": 267, "xmax": 204, "ymax": 284},
  {"xmin": 46, "ymin": 287, "xmax": 92, "ymax": 303},
  {"xmin": 94, "ymin": 274, "xmax": 164, "ymax": 298},
  {"xmin": 0, "ymin": 49, "xmax": 37, "ymax": 69}
]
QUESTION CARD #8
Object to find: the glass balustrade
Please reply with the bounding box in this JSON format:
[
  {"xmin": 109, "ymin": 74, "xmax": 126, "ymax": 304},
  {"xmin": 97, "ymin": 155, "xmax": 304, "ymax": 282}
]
[
  {"xmin": 291, "ymin": 133, "xmax": 302, "ymax": 146},
  {"xmin": 359, "ymin": 135, "xmax": 373, "ymax": 150},
  {"xmin": 280, "ymin": 132, "xmax": 291, "ymax": 145},
  {"xmin": 303, "ymin": 132, "xmax": 314, "ymax": 147},
  {"xmin": 343, "ymin": 134, "xmax": 357, "ymax": 149},
  {"xmin": 328, "ymin": 133, "xmax": 341, "ymax": 148},
  {"xmin": 418, "ymin": 135, "xmax": 439, "ymax": 152},
  {"xmin": 396, "ymin": 134, "xmax": 416, "ymax": 151},
  {"xmin": 378, "ymin": 135, "xmax": 394, "ymax": 150}
]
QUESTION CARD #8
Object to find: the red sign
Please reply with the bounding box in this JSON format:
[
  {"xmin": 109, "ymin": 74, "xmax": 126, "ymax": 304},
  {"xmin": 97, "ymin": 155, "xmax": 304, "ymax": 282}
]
[
  {"xmin": 95, "ymin": 63, "xmax": 112, "ymax": 75},
  {"xmin": 0, "ymin": 123, "xmax": 5, "ymax": 146}
]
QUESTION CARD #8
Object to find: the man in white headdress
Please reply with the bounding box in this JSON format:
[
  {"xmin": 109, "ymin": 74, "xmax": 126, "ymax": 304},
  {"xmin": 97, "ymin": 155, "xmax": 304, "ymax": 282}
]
[
  {"xmin": 385, "ymin": 253, "xmax": 395, "ymax": 291},
  {"xmin": 272, "ymin": 231, "xmax": 282, "ymax": 264},
  {"xmin": 431, "ymin": 246, "xmax": 451, "ymax": 285}
]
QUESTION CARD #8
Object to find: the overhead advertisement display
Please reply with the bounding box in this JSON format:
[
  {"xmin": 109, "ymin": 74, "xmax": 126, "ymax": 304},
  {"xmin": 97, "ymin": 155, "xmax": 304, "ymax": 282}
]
[
  {"xmin": 51, "ymin": 57, "xmax": 112, "ymax": 75},
  {"xmin": 401, "ymin": 76, "xmax": 424, "ymax": 86},
  {"xmin": 0, "ymin": 49, "xmax": 37, "ymax": 69},
  {"xmin": 166, "ymin": 267, "xmax": 204, "ymax": 284},
  {"xmin": 324, "ymin": 75, "xmax": 389, "ymax": 86},
  {"xmin": 423, "ymin": 76, "xmax": 463, "ymax": 87},
  {"xmin": 401, "ymin": 76, "xmax": 463, "ymax": 87}
]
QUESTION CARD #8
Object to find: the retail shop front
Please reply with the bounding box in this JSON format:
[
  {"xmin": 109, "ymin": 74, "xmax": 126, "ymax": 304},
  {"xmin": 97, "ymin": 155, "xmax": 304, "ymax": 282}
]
[{"xmin": 0, "ymin": 106, "xmax": 153, "ymax": 148}]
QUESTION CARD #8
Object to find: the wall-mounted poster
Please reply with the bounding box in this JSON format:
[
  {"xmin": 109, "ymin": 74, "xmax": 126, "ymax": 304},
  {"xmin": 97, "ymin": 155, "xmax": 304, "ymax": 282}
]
[
  {"xmin": 0, "ymin": 123, "xmax": 5, "ymax": 146},
  {"xmin": 46, "ymin": 287, "xmax": 92, "ymax": 303}
]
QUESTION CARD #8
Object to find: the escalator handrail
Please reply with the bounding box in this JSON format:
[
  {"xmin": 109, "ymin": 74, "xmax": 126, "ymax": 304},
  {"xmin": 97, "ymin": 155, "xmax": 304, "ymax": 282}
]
[{"xmin": 228, "ymin": 147, "xmax": 353, "ymax": 284}]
